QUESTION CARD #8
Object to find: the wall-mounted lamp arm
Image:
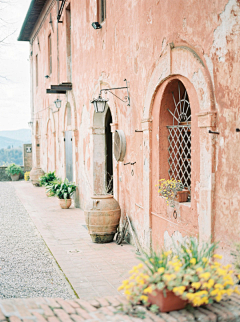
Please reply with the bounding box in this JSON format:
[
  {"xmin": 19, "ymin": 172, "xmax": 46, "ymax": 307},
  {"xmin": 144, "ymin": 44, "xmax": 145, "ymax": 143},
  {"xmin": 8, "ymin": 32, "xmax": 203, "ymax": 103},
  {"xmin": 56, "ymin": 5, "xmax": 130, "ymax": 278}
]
[{"xmin": 99, "ymin": 79, "xmax": 130, "ymax": 106}]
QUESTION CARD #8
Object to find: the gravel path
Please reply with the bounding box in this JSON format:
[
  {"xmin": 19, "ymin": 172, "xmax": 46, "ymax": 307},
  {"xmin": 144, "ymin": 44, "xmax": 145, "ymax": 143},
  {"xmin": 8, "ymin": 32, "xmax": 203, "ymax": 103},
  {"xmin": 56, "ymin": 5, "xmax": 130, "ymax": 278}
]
[{"xmin": 0, "ymin": 182, "xmax": 74, "ymax": 299}]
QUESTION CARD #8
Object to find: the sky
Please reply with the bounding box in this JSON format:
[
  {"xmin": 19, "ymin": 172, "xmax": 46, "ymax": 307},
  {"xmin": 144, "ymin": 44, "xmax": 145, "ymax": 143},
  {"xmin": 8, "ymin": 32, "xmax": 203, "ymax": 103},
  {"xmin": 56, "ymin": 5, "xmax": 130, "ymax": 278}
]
[{"xmin": 0, "ymin": 0, "xmax": 32, "ymax": 131}]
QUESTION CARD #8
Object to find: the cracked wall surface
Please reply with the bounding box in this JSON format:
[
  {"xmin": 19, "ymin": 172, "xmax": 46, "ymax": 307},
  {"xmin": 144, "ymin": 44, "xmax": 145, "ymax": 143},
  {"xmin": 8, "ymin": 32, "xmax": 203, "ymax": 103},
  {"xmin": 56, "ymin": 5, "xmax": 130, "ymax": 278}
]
[{"xmin": 26, "ymin": 0, "xmax": 240, "ymax": 261}]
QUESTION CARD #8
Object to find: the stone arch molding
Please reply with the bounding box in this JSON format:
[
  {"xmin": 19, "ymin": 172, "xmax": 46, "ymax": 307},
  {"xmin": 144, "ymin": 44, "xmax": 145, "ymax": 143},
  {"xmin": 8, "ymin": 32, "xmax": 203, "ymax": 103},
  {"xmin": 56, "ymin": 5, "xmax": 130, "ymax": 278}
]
[
  {"xmin": 62, "ymin": 101, "xmax": 77, "ymax": 131},
  {"xmin": 44, "ymin": 108, "xmax": 56, "ymax": 136},
  {"xmin": 142, "ymin": 43, "xmax": 216, "ymax": 122},
  {"xmin": 141, "ymin": 43, "xmax": 217, "ymax": 248}
]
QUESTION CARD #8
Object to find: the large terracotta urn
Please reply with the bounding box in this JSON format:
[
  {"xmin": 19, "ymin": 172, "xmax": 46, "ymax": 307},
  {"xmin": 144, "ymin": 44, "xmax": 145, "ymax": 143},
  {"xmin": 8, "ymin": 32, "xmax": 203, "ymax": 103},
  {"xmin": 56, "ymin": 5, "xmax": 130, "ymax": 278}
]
[
  {"xmin": 84, "ymin": 195, "xmax": 121, "ymax": 243},
  {"xmin": 29, "ymin": 167, "xmax": 45, "ymax": 186}
]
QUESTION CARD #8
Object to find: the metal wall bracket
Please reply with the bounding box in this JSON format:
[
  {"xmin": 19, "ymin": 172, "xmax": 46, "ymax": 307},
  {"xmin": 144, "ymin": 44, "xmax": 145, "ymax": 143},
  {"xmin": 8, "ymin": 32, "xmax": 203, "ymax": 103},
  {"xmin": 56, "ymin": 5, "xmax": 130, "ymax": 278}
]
[{"xmin": 100, "ymin": 79, "xmax": 130, "ymax": 106}]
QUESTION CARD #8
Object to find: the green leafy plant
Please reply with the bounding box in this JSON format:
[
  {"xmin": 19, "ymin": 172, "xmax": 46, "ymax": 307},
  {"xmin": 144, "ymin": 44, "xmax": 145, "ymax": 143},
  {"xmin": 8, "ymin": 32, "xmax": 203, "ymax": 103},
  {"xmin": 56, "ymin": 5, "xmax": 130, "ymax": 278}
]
[
  {"xmin": 156, "ymin": 179, "xmax": 184, "ymax": 207},
  {"xmin": 47, "ymin": 178, "xmax": 77, "ymax": 200},
  {"xmin": 39, "ymin": 171, "xmax": 58, "ymax": 187},
  {"xmin": 5, "ymin": 163, "xmax": 23, "ymax": 176},
  {"xmin": 119, "ymin": 238, "xmax": 240, "ymax": 308}
]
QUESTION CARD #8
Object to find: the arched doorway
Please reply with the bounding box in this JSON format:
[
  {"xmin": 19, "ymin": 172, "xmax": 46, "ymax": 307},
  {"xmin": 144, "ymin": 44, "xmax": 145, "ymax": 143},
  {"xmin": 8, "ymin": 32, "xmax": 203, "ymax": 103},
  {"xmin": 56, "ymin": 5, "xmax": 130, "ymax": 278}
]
[
  {"xmin": 105, "ymin": 108, "xmax": 113, "ymax": 194},
  {"xmin": 64, "ymin": 103, "xmax": 73, "ymax": 181},
  {"xmin": 47, "ymin": 120, "xmax": 54, "ymax": 172},
  {"xmin": 35, "ymin": 121, "xmax": 41, "ymax": 168},
  {"xmin": 92, "ymin": 106, "xmax": 114, "ymax": 195}
]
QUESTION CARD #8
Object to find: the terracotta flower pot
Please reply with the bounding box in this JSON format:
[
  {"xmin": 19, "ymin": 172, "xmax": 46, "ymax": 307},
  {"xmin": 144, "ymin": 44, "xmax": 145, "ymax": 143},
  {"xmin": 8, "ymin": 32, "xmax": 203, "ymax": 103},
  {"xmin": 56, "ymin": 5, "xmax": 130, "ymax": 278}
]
[
  {"xmin": 175, "ymin": 189, "xmax": 189, "ymax": 203},
  {"xmin": 148, "ymin": 289, "xmax": 187, "ymax": 312},
  {"xmin": 11, "ymin": 173, "xmax": 20, "ymax": 181},
  {"xmin": 59, "ymin": 199, "xmax": 72, "ymax": 209}
]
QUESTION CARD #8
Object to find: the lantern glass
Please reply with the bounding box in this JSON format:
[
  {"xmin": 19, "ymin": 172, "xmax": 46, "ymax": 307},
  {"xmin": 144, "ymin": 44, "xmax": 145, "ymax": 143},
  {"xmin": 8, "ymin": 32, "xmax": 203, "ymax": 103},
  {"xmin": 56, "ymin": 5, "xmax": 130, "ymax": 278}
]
[
  {"xmin": 54, "ymin": 98, "xmax": 62, "ymax": 109},
  {"xmin": 91, "ymin": 96, "xmax": 108, "ymax": 113}
]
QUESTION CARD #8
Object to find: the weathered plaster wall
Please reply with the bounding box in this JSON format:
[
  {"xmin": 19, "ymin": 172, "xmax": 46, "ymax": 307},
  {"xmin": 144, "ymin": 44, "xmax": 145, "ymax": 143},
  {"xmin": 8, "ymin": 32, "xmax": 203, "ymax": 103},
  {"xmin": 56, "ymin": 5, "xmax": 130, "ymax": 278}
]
[{"xmin": 29, "ymin": 0, "xmax": 240, "ymax": 260}]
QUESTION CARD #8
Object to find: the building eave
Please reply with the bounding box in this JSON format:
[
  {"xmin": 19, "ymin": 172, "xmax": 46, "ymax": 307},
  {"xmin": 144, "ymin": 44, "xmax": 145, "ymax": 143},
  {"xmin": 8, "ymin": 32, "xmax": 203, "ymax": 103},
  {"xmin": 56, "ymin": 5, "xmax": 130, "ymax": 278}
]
[{"xmin": 18, "ymin": 0, "xmax": 48, "ymax": 42}]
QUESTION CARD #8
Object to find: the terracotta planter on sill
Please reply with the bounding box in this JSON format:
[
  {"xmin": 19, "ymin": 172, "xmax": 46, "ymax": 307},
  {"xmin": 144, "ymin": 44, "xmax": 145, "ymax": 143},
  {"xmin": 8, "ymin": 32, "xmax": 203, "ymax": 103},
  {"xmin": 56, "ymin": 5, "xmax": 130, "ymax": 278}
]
[
  {"xmin": 175, "ymin": 189, "xmax": 189, "ymax": 203},
  {"xmin": 59, "ymin": 199, "xmax": 72, "ymax": 209},
  {"xmin": 148, "ymin": 289, "xmax": 187, "ymax": 312}
]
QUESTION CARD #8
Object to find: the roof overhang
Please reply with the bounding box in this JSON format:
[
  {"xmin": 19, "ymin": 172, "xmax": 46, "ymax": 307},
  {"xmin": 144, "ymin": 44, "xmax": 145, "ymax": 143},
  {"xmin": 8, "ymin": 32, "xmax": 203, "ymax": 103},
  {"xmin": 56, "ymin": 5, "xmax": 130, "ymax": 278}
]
[{"xmin": 18, "ymin": 0, "xmax": 48, "ymax": 42}]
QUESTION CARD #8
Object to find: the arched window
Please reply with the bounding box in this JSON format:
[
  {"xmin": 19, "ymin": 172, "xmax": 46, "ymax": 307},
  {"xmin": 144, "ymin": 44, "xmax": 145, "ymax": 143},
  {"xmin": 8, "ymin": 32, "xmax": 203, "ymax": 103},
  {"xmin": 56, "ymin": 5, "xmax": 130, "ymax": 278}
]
[{"xmin": 167, "ymin": 81, "xmax": 191, "ymax": 192}]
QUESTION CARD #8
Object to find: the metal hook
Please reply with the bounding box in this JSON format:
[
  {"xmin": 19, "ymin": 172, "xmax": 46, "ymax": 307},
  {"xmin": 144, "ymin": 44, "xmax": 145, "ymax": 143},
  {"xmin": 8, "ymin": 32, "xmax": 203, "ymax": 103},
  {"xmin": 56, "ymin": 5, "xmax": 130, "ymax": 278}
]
[{"xmin": 173, "ymin": 210, "xmax": 177, "ymax": 219}]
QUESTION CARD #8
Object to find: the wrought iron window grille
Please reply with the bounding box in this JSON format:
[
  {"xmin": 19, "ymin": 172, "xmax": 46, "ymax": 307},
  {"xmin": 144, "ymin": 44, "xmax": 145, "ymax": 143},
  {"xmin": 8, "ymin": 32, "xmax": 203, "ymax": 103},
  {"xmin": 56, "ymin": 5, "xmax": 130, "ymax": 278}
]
[{"xmin": 167, "ymin": 83, "xmax": 191, "ymax": 194}]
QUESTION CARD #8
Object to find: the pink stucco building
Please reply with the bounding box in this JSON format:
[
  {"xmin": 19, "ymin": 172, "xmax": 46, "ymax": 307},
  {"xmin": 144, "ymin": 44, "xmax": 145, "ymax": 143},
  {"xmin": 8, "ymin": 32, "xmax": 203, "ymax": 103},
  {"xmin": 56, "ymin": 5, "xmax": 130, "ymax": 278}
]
[{"xmin": 19, "ymin": 0, "xmax": 240, "ymax": 261}]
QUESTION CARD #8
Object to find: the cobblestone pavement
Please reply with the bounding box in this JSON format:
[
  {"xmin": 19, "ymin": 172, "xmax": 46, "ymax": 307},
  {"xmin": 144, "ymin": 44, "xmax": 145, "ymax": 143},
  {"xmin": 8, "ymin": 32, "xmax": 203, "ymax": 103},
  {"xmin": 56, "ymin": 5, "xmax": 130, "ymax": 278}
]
[
  {"xmin": 0, "ymin": 182, "xmax": 75, "ymax": 299},
  {"xmin": 1, "ymin": 294, "xmax": 240, "ymax": 322},
  {"xmin": 12, "ymin": 181, "xmax": 140, "ymax": 300}
]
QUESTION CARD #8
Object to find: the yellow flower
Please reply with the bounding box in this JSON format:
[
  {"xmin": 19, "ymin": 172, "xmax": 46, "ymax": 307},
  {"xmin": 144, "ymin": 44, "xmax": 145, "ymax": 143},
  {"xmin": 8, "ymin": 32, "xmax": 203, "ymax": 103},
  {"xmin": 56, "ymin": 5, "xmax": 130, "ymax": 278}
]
[
  {"xmin": 202, "ymin": 257, "xmax": 208, "ymax": 263},
  {"xmin": 164, "ymin": 250, "xmax": 172, "ymax": 257},
  {"xmin": 238, "ymin": 274, "xmax": 240, "ymax": 280},
  {"xmin": 193, "ymin": 296, "xmax": 202, "ymax": 306},
  {"xmin": 196, "ymin": 267, "xmax": 203, "ymax": 273},
  {"xmin": 199, "ymin": 272, "xmax": 211, "ymax": 280},
  {"xmin": 124, "ymin": 290, "xmax": 131, "ymax": 295},
  {"xmin": 215, "ymin": 294, "xmax": 222, "ymax": 302},
  {"xmin": 173, "ymin": 286, "xmax": 186, "ymax": 295},
  {"xmin": 174, "ymin": 266, "xmax": 181, "ymax": 272},
  {"xmin": 217, "ymin": 268, "xmax": 227, "ymax": 276},
  {"xmin": 192, "ymin": 282, "xmax": 201, "ymax": 290},
  {"xmin": 157, "ymin": 267, "xmax": 165, "ymax": 274},
  {"xmin": 211, "ymin": 289, "xmax": 218, "ymax": 296},
  {"xmin": 214, "ymin": 284, "xmax": 224, "ymax": 289},
  {"xmin": 207, "ymin": 279, "xmax": 214, "ymax": 289},
  {"xmin": 190, "ymin": 258, "xmax": 196, "ymax": 265},
  {"xmin": 122, "ymin": 280, "xmax": 129, "ymax": 285},
  {"xmin": 143, "ymin": 286, "xmax": 153, "ymax": 294},
  {"xmin": 234, "ymin": 286, "xmax": 240, "ymax": 295},
  {"xmin": 213, "ymin": 254, "xmax": 223, "ymax": 259},
  {"xmin": 140, "ymin": 295, "xmax": 148, "ymax": 301},
  {"xmin": 118, "ymin": 285, "xmax": 124, "ymax": 291}
]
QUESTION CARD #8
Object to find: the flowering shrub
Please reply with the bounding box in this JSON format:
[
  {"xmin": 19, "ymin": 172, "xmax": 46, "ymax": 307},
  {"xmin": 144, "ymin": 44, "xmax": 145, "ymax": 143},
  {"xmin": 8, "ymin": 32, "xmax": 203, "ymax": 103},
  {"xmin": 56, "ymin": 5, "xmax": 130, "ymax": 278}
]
[
  {"xmin": 156, "ymin": 179, "xmax": 184, "ymax": 207},
  {"xmin": 24, "ymin": 171, "xmax": 30, "ymax": 181},
  {"xmin": 118, "ymin": 238, "xmax": 240, "ymax": 309}
]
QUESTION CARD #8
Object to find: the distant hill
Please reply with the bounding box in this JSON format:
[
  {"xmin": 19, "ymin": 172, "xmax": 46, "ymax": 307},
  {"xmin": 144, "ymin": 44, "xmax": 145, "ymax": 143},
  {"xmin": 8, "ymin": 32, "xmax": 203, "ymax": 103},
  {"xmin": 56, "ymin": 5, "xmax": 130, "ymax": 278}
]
[
  {"xmin": 0, "ymin": 136, "xmax": 25, "ymax": 149},
  {"xmin": 0, "ymin": 129, "xmax": 31, "ymax": 143}
]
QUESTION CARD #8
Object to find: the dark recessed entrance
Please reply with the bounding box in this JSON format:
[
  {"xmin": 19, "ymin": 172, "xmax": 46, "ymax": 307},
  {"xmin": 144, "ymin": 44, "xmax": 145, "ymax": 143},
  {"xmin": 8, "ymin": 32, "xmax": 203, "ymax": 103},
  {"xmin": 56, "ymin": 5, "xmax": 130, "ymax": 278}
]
[{"xmin": 105, "ymin": 108, "xmax": 113, "ymax": 194}]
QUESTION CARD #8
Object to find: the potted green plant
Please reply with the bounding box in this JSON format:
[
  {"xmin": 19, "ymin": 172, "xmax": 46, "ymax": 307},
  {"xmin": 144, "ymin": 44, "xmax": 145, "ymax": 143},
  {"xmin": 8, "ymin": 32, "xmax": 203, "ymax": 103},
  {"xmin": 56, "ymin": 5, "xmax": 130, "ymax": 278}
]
[
  {"xmin": 39, "ymin": 171, "xmax": 58, "ymax": 196},
  {"xmin": 5, "ymin": 163, "xmax": 23, "ymax": 181},
  {"xmin": 118, "ymin": 238, "xmax": 240, "ymax": 312},
  {"xmin": 157, "ymin": 179, "xmax": 188, "ymax": 207},
  {"xmin": 47, "ymin": 178, "xmax": 77, "ymax": 209}
]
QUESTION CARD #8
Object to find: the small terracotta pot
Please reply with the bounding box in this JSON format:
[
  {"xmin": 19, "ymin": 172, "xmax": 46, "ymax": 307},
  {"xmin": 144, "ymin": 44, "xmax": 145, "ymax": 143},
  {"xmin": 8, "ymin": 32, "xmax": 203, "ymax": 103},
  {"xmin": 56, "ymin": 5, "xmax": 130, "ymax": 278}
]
[
  {"xmin": 175, "ymin": 189, "xmax": 189, "ymax": 203},
  {"xmin": 59, "ymin": 199, "xmax": 72, "ymax": 209},
  {"xmin": 147, "ymin": 289, "xmax": 187, "ymax": 312}
]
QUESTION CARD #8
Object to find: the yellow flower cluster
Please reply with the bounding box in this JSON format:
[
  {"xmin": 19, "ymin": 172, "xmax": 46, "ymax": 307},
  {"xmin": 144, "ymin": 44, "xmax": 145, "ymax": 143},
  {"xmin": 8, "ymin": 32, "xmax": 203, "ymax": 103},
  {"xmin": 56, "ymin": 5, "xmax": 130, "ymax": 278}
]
[
  {"xmin": 24, "ymin": 171, "xmax": 30, "ymax": 181},
  {"xmin": 156, "ymin": 179, "xmax": 184, "ymax": 207},
  {"xmin": 118, "ymin": 251, "xmax": 240, "ymax": 308}
]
